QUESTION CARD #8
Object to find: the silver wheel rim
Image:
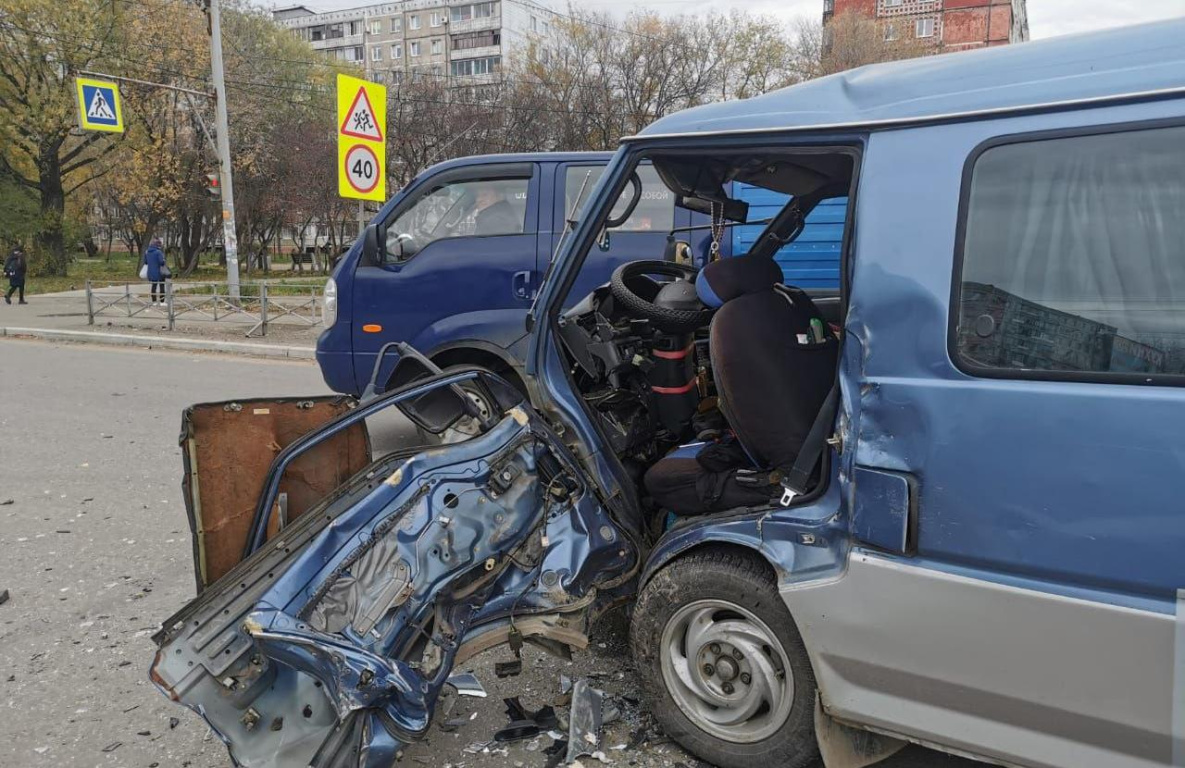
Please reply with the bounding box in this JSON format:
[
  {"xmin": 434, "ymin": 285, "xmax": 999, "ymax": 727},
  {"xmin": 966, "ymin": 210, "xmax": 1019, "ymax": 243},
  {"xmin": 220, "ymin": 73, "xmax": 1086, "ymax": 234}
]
[{"xmin": 659, "ymin": 599, "xmax": 795, "ymax": 743}]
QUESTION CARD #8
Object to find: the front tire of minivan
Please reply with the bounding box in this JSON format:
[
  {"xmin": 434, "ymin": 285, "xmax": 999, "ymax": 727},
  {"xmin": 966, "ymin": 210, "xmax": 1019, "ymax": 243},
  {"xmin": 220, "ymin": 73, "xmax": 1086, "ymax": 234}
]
[{"xmin": 630, "ymin": 548, "xmax": 820, "ymax": 768}]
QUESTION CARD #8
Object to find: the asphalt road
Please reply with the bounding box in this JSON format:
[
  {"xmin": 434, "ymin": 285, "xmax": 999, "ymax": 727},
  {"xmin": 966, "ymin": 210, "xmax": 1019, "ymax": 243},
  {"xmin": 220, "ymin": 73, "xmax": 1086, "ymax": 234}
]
[{"xmin": 0, "ymin": 340, "xmax": 979, "ymax": 768}]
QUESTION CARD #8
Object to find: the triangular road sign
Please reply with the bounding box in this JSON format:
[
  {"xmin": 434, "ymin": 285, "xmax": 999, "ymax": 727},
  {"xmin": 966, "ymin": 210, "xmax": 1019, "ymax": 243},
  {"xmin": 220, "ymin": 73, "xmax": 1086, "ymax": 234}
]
[
  {"xmin": 87, "ymin": 89, "xmax": 116, "ymax": 121},
  {"xmin": 340, "ymin": 86, "xmax": 383, "ymax": 142}
]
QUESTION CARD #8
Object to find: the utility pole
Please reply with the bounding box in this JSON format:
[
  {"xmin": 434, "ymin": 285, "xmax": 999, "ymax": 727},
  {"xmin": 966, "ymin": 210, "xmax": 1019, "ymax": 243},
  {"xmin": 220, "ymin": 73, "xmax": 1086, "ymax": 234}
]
[{"xmin": 204, "ymin": 0, "xmax": 241, "ymax": 299}]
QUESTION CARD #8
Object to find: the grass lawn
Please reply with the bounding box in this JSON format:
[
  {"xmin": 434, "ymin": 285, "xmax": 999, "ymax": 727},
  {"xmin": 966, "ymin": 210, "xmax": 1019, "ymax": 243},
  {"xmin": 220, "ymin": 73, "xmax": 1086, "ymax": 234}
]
[{"xmin": 25, "ymin": 255, "xmax": 327, "ymax": 296}]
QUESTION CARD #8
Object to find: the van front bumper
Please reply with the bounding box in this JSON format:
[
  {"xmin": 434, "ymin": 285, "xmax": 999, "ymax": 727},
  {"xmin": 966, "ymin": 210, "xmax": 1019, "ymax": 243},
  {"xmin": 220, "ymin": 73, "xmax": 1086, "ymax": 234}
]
[{"xmin": 315, "ymin": 323, "xmax": 358, "ymax": 396}]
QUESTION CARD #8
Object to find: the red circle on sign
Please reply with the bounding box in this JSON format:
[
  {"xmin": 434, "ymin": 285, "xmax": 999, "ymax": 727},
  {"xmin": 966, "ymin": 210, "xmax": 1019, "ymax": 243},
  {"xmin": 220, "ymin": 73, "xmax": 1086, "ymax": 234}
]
[{"xmin": 344, "ymin": 144, "xmax": 380, "ymax": 194}]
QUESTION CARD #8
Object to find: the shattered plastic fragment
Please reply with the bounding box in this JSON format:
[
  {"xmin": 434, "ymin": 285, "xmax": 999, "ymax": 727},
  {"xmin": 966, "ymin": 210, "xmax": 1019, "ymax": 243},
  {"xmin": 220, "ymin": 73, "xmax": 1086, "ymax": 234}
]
[
  {"xmin": 446, "ymin": 671, "xmax": 488, "ymax": 698},
  {"xmin": 566, "ymin": 680, "xmax": 605, "ymax": 763}
]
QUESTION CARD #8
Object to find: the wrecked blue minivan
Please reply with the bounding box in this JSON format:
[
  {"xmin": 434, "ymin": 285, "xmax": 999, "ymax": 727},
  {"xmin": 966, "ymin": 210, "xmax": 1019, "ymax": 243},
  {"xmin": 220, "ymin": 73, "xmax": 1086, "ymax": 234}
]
[{"xmin": 153, "ymin": 20, "xmax": 1185, "ymax": 768}]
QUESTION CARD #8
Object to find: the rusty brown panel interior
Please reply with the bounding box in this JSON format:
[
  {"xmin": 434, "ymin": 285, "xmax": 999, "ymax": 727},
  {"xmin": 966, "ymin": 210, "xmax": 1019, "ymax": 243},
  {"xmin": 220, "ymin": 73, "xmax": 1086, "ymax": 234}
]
[{"xmin": 183, "ymin": 398, "xmax": 371, "ymax": 589}]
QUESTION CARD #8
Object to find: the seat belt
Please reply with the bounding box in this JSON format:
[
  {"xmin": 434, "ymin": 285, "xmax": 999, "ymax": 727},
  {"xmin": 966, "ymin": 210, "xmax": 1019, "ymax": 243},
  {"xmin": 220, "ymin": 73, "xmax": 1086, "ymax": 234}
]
[{"xmin": 778, "ymin": 383, "xmax": 839, "ymax": 507}]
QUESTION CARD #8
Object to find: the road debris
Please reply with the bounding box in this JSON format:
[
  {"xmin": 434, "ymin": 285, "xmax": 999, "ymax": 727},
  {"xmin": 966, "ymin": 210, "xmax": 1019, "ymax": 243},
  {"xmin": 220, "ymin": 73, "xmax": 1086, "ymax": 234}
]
[
  {"xmin": 542, "ymin": 737, "xmax": 569, "ymax": 768},
  {"xmin": 441, "ymin": 711, "xmax": 478, "ymax": 732},
  {"xmin": 494, "ymin": 696, "xmax": 560, "ymax": 743},
  {"xmin": 566, "ymin": 679, "xmax": 606, "ymax": 763},
  {"xmin": 446, "ymin": 670, "xmax": 488, "ymax": 698},
  {"xmin": 0, "ymin": 589, "xmax": 9, "ymax": 606}
]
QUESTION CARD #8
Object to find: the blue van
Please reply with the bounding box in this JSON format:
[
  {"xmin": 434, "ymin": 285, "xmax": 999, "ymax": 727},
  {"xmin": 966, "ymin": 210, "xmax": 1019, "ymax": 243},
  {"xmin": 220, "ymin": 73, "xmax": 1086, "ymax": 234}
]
[
  {"xmin": 154, "ymin": 20, "xmax": 1185, "ymax": 768},
  {"xmin": 315, "ymin": 156, "xmax": 845, "ymax": 396}
]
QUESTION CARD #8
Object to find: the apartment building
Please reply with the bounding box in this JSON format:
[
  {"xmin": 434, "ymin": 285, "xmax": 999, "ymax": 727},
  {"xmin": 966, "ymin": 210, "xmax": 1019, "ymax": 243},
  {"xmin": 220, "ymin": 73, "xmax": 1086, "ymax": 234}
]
[
  {"xmin": 273, "ymin": 0, "xmax": 556, "ymax": 84},
  {"xmin": 824, "ymin": 0, "xmax": 1029, "ymax": 51}
]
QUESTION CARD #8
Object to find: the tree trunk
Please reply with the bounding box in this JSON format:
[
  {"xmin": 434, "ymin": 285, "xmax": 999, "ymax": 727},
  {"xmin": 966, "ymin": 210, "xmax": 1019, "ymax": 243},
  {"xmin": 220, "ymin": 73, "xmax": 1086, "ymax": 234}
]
[
  {"xmin": 178, "ymin": 210, "xmax": 203, "ymax": 276},
  {"xmin": 36, "ymin": 142, "xmax": 68, "ymax": 276}
]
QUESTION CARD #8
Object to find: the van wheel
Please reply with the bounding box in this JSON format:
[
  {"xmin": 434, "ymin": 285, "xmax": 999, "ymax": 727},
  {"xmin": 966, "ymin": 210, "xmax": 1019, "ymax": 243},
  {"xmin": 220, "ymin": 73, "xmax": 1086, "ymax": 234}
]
[{"xmin": 630, "ymin": 549, "xmax": 819, "ymax": 768}]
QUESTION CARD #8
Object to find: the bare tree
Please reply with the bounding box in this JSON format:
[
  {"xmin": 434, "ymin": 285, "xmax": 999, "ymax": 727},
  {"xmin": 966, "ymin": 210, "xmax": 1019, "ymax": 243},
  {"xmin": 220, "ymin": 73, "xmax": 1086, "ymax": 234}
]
[{"xmin": 812, "ymin": 11, "xmax": 934, "ymax": 77}]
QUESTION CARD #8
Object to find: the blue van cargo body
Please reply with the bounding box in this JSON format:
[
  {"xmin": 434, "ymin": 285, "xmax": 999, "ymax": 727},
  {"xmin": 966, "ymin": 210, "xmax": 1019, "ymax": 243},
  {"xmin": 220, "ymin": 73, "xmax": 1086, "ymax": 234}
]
[
  {"xmin": 155, "ymin": 20, "xmax": 1185, "ymax": 768},
  {"xmin": 731, "ymin": 185, "xmax": 846, "ymax": 289},
  {"xmin": 316, "ymin": 156, "xmax": 847, "ymax": 396}
]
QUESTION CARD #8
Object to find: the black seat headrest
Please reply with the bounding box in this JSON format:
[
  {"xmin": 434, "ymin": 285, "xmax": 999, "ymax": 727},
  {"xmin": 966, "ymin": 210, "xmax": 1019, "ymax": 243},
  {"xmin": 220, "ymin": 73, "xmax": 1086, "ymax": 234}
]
[{"xmin": 695, "ymin": 255, "xmax": 782, "ymax": 308}]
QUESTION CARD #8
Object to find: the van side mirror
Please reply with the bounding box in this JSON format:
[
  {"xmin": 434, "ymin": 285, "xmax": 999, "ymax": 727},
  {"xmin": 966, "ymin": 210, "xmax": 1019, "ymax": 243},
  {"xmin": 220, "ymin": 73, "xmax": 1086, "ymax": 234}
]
[
  {"xmin": 361, "ymin": 223, "xmax": 380, "ymax": 265},
  {"xmin": 361, "ymin": 342, "xmax": 494, "ymax": 434},
  {"xmin": 388, "ymin": 356, "xmax": 472, "ymax": 434}
]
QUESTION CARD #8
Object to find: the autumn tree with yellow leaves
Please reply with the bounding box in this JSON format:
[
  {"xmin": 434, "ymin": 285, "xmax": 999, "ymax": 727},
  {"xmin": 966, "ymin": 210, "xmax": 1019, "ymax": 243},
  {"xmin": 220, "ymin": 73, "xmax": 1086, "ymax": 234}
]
[
  {"xmin": 0, "ymin": 0, "xmax": 340, "ymax": 277},
  {"xmin": 0, "ymin": 0, "xmax": 133, "ymax": 274}
]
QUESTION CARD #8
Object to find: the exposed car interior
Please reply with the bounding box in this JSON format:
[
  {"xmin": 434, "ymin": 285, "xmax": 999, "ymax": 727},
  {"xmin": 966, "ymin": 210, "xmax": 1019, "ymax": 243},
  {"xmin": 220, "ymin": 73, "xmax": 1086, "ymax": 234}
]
[{"xmin": 556, "ymin": 149, "xmax": 855, "ymax": 527}]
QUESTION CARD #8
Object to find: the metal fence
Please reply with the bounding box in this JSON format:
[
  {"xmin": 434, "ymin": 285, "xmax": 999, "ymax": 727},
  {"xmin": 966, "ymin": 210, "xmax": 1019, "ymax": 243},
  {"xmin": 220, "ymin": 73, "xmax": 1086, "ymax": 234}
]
[{"xmin": 85, "ymin": 280, "xmax": 323, "ymax": 337}]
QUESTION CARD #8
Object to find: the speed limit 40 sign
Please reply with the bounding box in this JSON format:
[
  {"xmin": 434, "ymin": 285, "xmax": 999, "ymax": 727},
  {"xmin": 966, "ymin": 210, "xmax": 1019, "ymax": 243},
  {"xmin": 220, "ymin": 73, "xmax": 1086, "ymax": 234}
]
[
  {"xmin": 337, "ymin": 74, "xmax": 386, "ymax": 202},
  {"xmin": 344, "ymin": 145, "xmax": 381, "ymax": 195}
]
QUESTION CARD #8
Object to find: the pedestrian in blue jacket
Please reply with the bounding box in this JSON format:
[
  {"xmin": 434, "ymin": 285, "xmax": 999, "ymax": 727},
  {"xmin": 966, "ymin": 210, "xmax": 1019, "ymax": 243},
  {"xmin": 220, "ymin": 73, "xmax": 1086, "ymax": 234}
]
[{"xmin": 143, "ymin": 238, "xmax": 168, "ymax": 306}]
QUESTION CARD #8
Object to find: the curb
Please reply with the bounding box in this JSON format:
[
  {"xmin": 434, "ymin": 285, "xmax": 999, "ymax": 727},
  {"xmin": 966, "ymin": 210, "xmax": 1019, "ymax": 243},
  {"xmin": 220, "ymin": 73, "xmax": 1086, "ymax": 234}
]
[{"xmin": 0, "ymin": 326, "xmax": 316, "ymax": 360}]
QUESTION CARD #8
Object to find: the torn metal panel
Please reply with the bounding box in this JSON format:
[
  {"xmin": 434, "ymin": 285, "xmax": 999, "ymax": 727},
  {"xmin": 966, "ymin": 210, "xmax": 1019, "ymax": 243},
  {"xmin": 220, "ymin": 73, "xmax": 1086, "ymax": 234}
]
[
  {"xmin": 154, "ymin": 378, "xmax": 635, "ymax": 768},
  {"xmin": 641, "ymin": 475, "xmax": 848, "ymax": 591}
]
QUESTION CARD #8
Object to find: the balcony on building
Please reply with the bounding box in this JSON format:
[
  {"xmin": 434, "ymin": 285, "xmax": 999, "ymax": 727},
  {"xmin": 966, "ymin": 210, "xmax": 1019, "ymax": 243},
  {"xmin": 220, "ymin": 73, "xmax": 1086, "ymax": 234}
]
[
  {"xmin": 448, "ymin": 1, "xmax": 501, "ymax": 35},
  {"xmin": 451, "ymin": 29, "xmax": 501, "ymax": 62}
]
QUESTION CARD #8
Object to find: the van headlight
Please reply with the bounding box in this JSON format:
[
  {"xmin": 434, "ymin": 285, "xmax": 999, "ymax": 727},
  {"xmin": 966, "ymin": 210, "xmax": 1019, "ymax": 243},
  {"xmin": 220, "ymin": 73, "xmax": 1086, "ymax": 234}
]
[{"xmin": 323, "ymin": 277, "xmax": 338, "ymax": 328}]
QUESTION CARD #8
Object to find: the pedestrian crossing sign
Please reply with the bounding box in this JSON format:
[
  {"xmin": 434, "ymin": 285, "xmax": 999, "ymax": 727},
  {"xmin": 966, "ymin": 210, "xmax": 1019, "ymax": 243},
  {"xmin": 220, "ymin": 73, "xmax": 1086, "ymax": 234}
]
[{"xmin": 75, "ymin": 78, "xmax": 124, "ymax": 133}]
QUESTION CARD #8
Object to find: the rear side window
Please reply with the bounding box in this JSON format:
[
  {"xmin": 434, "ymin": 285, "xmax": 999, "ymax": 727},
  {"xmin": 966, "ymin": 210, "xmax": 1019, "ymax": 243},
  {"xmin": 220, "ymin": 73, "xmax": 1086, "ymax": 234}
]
[
  {"xmin": 563, "ymin": 165, "xmax": 674, "ymax": 233},
  {"xmin": 954, "ymin": 124, "xmax": 1185, "ymax": 380}
]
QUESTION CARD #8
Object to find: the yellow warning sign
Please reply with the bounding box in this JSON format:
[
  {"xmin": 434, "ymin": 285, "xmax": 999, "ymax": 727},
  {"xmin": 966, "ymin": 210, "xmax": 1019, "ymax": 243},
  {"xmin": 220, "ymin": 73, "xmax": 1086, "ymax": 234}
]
[
  {"xmin": 337, "ymin": 74, "xmax": 386, "ymax": 202},
  {"xmin": 75, "ymin": 77, "xmax": 124, "ymax": 133}
]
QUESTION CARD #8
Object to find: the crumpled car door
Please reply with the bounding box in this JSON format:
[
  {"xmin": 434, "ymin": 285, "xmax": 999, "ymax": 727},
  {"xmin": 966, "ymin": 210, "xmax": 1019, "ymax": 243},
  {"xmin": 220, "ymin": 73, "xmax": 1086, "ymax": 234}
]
[
  {"xmin": 179, "ymin": 396, "xmax": 371, "ymax": 592},
  {"xmin": 151, "ymin": 370, "xmax": 636, "ymax": 768}
]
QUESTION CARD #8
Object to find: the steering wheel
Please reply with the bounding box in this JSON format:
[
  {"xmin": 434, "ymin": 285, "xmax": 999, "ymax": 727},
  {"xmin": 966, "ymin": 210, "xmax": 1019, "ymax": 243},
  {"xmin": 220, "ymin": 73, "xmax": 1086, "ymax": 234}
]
[{"xmin": 610, "ymin": 260, "xmax": 715, "ymax": 334}]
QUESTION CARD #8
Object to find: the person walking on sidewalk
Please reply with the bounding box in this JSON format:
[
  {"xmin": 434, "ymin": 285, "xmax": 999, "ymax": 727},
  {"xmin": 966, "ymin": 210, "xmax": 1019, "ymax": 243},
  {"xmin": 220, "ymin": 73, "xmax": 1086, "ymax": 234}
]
[
  {"xmin": 142, "ymin": 238, "xmax": 168, "ymax": 307},
  {"xmin": 4, "ymin": 245, "xmax": 27, "ymax": 305}
]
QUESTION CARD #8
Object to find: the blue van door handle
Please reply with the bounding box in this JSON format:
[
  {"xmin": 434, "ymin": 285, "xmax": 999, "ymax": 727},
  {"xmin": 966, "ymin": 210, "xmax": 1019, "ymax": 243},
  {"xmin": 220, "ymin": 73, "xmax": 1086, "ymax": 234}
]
[{"xmin": 512, "ymin": 271, "xmax": 534, "ymax": 300}]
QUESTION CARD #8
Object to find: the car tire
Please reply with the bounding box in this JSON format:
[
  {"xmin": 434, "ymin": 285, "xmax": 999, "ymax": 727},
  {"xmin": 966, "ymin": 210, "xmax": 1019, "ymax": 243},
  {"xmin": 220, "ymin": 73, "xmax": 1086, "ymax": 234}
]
[{"xmin": 630, "ymin": 548, "xmax": 820, "ymax": 768}]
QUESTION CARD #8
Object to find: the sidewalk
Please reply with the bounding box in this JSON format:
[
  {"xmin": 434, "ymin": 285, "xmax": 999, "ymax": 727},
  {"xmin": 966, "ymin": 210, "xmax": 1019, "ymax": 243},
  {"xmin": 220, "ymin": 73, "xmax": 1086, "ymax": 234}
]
[{"xmin": 0, "ymin": 292, "xmax": 320, "ymax": 359}]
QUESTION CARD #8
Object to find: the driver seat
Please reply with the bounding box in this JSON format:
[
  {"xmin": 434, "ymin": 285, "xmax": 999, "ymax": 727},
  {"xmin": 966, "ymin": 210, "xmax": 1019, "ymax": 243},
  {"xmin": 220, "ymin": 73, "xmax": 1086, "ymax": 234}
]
[{"xmin": 643, "ymin": 255, "xmax": 838, "ymax": 516}]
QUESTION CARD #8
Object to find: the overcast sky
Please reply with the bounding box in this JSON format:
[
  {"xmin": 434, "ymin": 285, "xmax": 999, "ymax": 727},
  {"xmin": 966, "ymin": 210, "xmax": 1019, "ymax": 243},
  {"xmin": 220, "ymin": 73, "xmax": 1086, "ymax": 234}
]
[
  {"xmin": 290, "ymin": 0, "xmax": 1185, "ymax": 39},
  {"xmin": 584, "ymin": 0, "xmax": 1184, "ymax": 38}
]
